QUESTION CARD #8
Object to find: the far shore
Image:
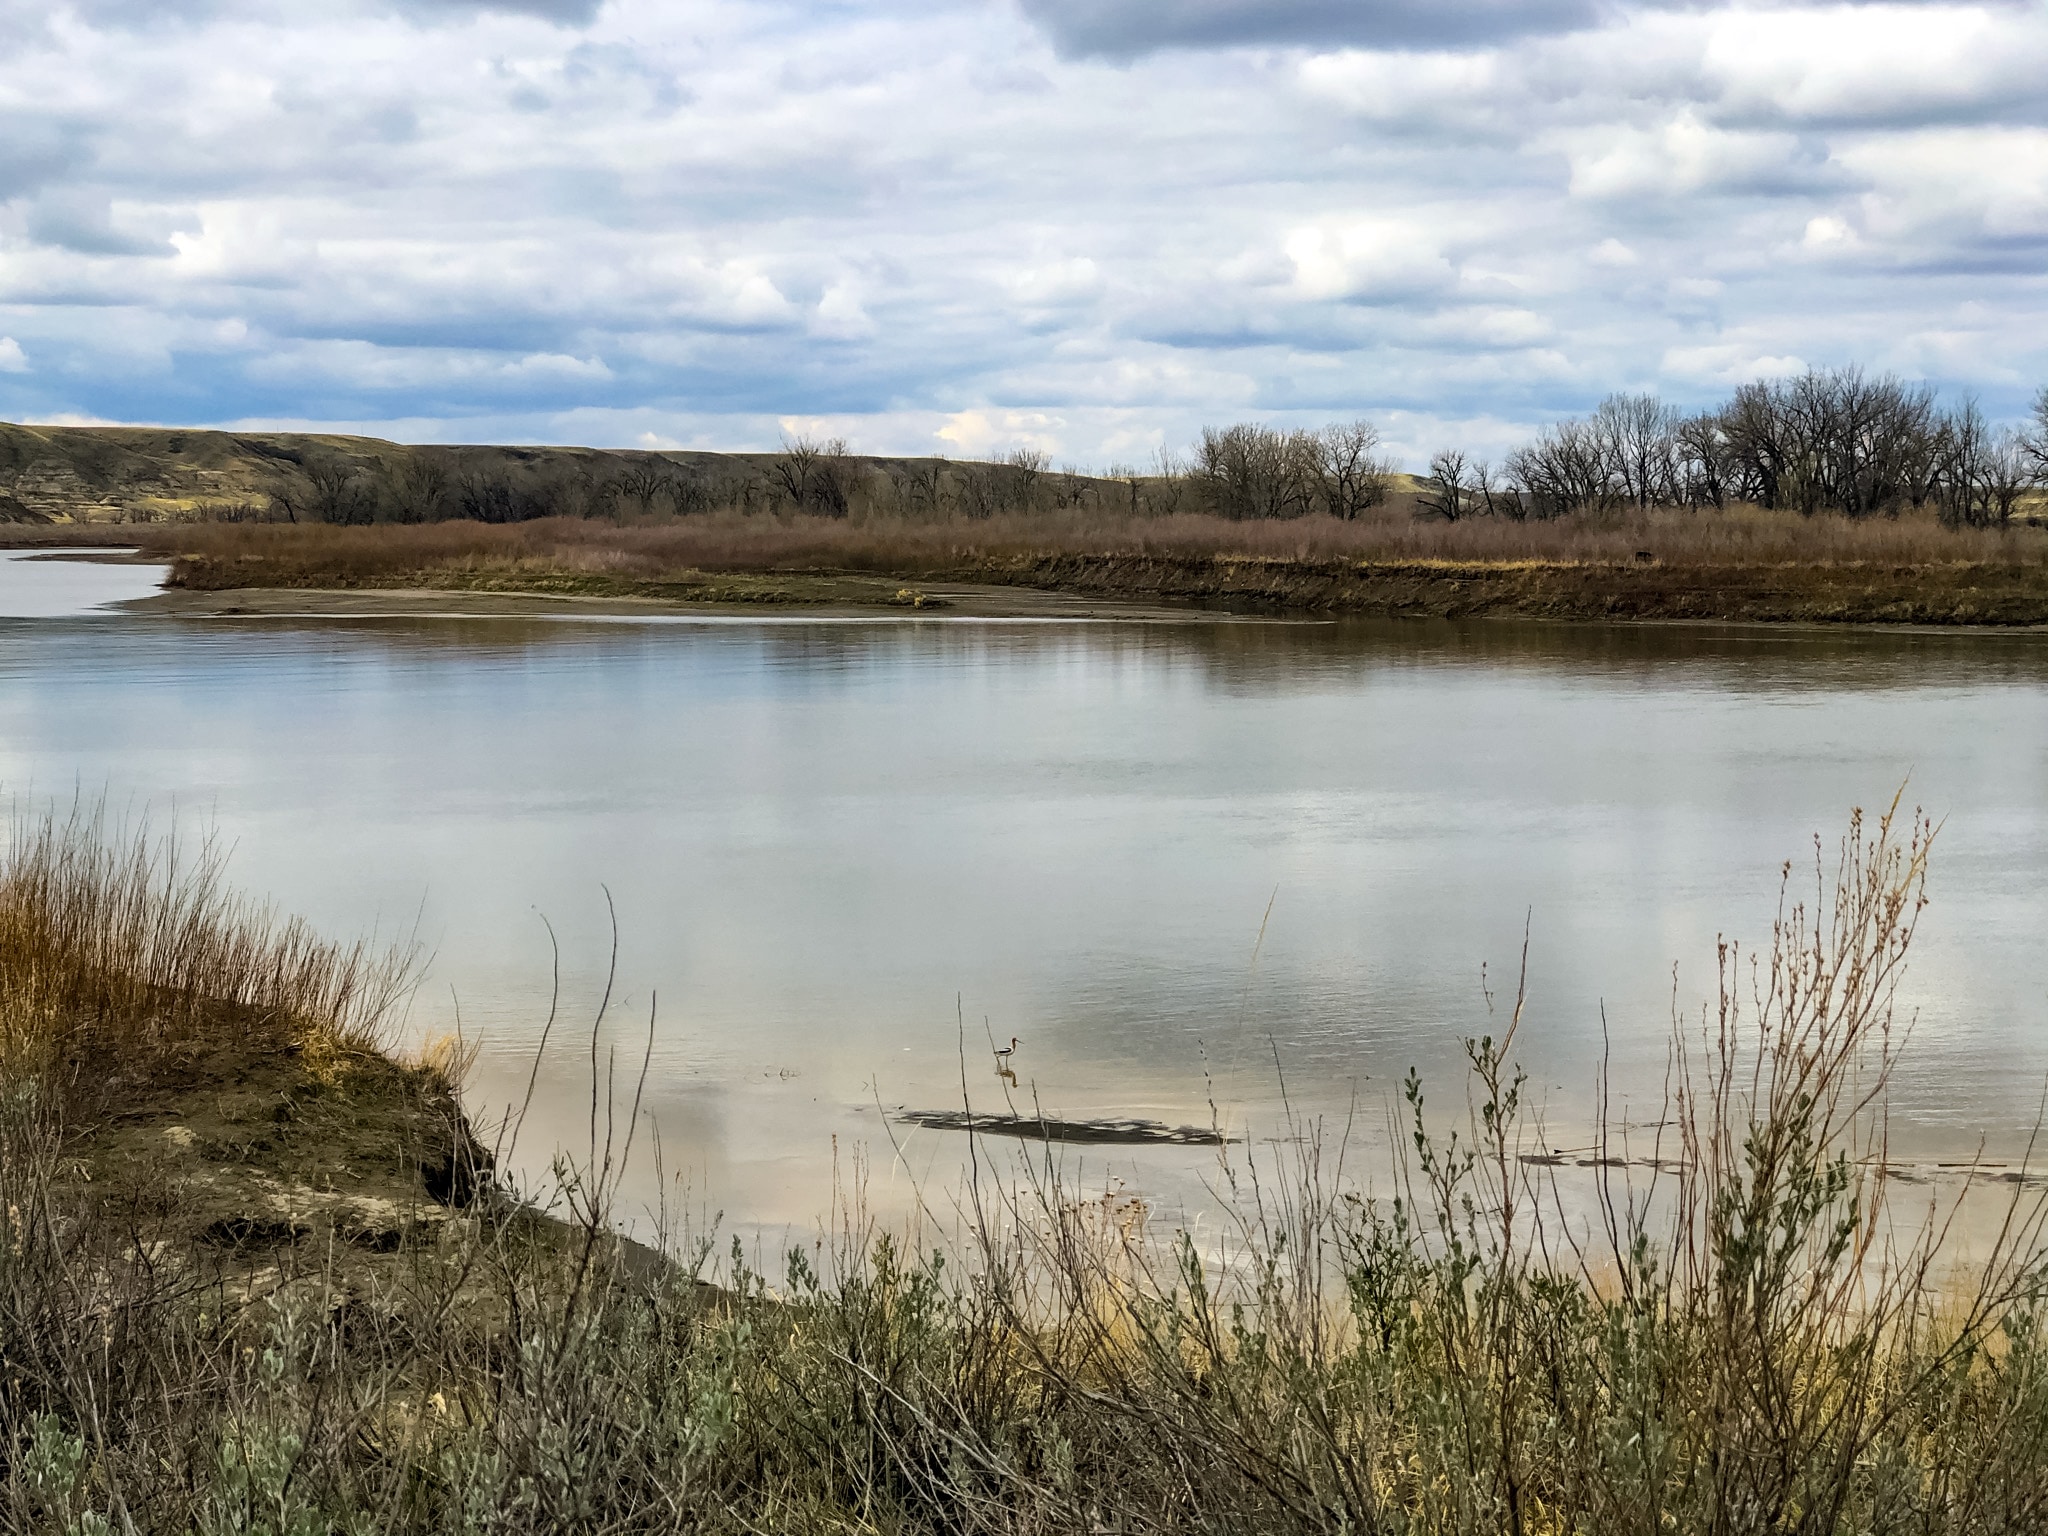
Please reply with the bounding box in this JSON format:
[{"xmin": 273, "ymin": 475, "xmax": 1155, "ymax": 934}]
[
  {"xmin": 119, "ymin": 575, "xmax": 1246, "ymax": 623},
  {"xmin": 12, "ymin": 509, "xmax": 2048, "ymax": 628}
]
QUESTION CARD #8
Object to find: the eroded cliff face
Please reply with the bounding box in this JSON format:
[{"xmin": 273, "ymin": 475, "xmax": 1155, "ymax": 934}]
[{"xmin": 0, "ymin": 424, "xmax": 346, "ymax": 522}]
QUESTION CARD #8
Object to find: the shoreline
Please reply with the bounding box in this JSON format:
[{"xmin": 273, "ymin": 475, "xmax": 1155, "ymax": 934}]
[
  {"xmin": 123, "ymin": 566, "xmax": 2048, "ymax": 633},
  {"xmin": 15, "ymin": 535, "xmax": 2048, "ymax": 631},
  {"xmin": 121, "ymin": 576, "xmax": 1252, "ymax": 623}
]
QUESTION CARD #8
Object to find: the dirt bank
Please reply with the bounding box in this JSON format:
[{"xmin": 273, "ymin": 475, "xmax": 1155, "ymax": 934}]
[
  {"xmin": 125, "ymin": 570, "xmax": 1248, "ymax": 622},
  {"xmin": 150, "ymin": 548, "xmax": 2048, "ymax": 627}
]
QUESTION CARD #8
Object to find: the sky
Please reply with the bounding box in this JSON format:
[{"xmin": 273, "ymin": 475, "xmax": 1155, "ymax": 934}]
[{"xmin": 0, "ymin": 0, "xmax": 2044, "ymax": 468}]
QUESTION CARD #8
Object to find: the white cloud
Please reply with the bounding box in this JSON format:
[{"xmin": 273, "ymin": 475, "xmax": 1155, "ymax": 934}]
[
  {"xmin": 1563, "ymin": 111, "xmax": 1809, "ymax": 199},
  {"xmin": 935, "ymin": 408, "xmax": 1067, "ymax": 457},
  {"xmin": 812, "ymin": 280, "xmax": 876, "ymax": 339},
  {"xmin": 1284, "ymin": 218, "xmax": 1458, "ymax": 301},
  {"xmin": 1297, "ymin": 48, "xmax": 1500, "ymax": 124},
  {"xmin": 1698, "ymin": 6, "xmax": 2048, "ymax": 125},
  {"xmin": 0, "ymin": 0, "xmax": 2040, "ymax": 458},
  {"xmin": 1662, "ymin": 344, "xmax": 1809, "ymax": 385},
  {"xmin": 1801, "ymin": 214, "xmax": 1858, "ymax": 250},
  {"xmin": 1004, "ymin": 256, "xmax": 1101, "ymax": 306},
  {"xmin": 0, "ymin": 338, "xmax": 27, "ymax": 372},
  {"xmin": 1835, "ymin": 128, "xmax": 2048, "ymax": 241}
]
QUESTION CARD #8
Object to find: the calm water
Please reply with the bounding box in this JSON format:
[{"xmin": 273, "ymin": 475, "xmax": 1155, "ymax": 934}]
[{"xmin": 4, "ymin": 551, "xmax": 2047, "ymax": 1239}]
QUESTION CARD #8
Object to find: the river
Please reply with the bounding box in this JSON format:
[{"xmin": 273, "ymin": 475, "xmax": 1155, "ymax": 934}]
[{"xmin": 4, "ymin": 549, "xmax": 2045, "ymax": 1245}]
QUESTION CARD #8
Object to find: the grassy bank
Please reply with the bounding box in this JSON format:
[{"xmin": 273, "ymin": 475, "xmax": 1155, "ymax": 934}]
[
  {"xmin": 36, "ymin": 503, "xmax": 2048, "ymax": 624},
  {"xmin": 6, "ymin": 803, "xmax": 2048, "ymax": 1531}
]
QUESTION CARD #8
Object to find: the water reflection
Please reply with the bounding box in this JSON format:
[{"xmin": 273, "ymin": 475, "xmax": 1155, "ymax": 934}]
[
  {"xmin": 0, "ymin": 594, "xmax": 2044, "ymax": 1243},
  {"xmin": 0, "ymin": 549, "xmax": 165, "ymax": 616}
]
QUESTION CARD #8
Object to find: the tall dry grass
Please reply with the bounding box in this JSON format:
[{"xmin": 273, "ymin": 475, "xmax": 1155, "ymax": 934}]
[
  {"xmin": 118, "ymin": 499, "xmax": 2048, "ymax": 592},
  {"xmin": 0, "ymin": 802, "xmax": 406, "ymax": 1119}
]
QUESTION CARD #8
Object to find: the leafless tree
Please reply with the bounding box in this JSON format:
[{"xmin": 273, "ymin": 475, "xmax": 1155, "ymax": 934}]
[
  {"xmin": 1193, "ymin": 424, "xmax": 1316, "ymax": 519},
  {"xmin": 898, "ymin": 458, "xmax": 945, "ymax": 517},
  {"xmin": 1307, "ymin": 419, "xmax": 1394, "ymax": 520},
  {"xmin": 1933, "ymin": 399, "xmax": 2031, "ymax": 528},
  {"xmin": 1715, "ymin": 368, "xmax": 1939, "ymax": 517},
  {"xmin": 1674, "ymin": 413, "xmax": 1729, "ymax": 509},
  {"xmin": 1505, "ymin": 419, "xmax": 1617, "ymax": 518},
  {"xmin": 2024, "ymin": 386, "xmax": 2048, "ymax": 487},
  {"xmin": 1001, "ymin": 447, "xmax": 1048, "ymax": 512},
  {"xmin": 1470, "ymin": 459, "xmax": 1522, "ymax": 520},
  {"xmin": 1417, "ymin": 449, "xmax": 1476, "ymax": 521},
  {"xmin": 303, "ymin": 458, "xmax": 375, "ymax": 525},
  {"xmin": 1592, "ymin": 392, "xmax": 1681, "ymax": 508},
  {"xmin": 1149, "ymin": 447, "xmax": 1187, "ymax": 515},
  {"xmin": 392, "ymin": 454, "xmax": 449, "ymax": 523},
  {"xmin": 771, "ymin": 435, "xmax": 853, "ymax": 517}
]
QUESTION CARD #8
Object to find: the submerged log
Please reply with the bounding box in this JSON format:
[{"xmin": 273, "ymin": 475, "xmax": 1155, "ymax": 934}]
[{"xmin": 895, "ymin": 1109, "xmax": 1231, "ymax": 1146}]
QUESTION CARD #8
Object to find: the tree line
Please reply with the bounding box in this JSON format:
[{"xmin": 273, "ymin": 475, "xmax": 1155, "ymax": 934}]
[
  {"xmin": 1418, "ymin": 372, "xmax": 2048, "ymax": 528},
  {"xmin": 107, "ymin": 369, "xmax": 2047, "ymax": 530}
]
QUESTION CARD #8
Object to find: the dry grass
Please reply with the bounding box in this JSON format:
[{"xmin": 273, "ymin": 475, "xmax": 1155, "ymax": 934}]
[
  {"xmin": 0, "ymin": 802, "xmax": 407, "ymax": 1124},
  {"xmin": 112, "ymin": 500, "xmax": 2048, "ymax": 584}
]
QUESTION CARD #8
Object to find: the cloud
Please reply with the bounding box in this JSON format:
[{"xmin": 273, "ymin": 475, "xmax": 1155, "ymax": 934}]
[
  {"xmin": 0, "ymin": 338, "xmax": 28, "ymax": 373},
  {"xmin": 1019, "ymin": 0, "xmax": 1602, "ymax": 59},
  {"xmin": 935, "ymin": 408, "xmax": 1067, "ymax": 456},
  {"xmin": 0, "ymin": 0, "xmax": 2043, "ymax": 459},
  {"xmin": 22, "ymin": 193, "xmax": 185, "ymax": 256},
  {"xmin": 398, "ymin": 0, "xmax": 602, "ymax": 21},
  {"xmin": 1697, "ymin": 5, "xmax": 2048, "ymax": 127},
  {"xmin": 1284, "ymin": 218, "xmax": 1458, "ymax": 301},
  {"xmin": 52, "ymin": 0, "xmax": 605, "ymax": 27},
  {"xmin": 1563, "ymin": 112, "xmax": 1820, "ymax": 199},
  {"xmin": 1018, "ymin": 0, "xmax": 2010, "ymax": 62}
]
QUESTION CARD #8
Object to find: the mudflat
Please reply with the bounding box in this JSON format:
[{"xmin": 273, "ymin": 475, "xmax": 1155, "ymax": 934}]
[{"xmin": 123, "ymin": 575, "xmax": 1247, "ymax": 623}]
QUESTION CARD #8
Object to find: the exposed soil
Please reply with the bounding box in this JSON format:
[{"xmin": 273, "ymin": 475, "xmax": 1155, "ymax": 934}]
[
  {"xmin": 125, "ymin": 571, "xmax": 1242, "ymax": 622},
  {"xmin": 148, "ymin": 549, "xmax": 2048, "ymax": 628},
  {"xmin": 982, "ymin": 551, "xmax": 2048, "ymax": 626},
  {"xmin": 51, "ymin": 1027, "xmax": 501, "ymax": 1302}
]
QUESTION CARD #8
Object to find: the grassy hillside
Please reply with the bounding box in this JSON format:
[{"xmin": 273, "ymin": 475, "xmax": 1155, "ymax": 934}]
[{"xmin": 0, "ymin": 421, "xmax": 1116, "ymax": 526}]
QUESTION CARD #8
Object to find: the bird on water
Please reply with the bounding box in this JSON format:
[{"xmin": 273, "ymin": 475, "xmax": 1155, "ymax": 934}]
[{"xmin": 993, "ymin": 1036, "xmax": 1019, "ymax": 1065}]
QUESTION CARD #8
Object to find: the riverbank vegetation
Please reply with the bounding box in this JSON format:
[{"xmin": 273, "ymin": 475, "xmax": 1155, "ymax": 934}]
[
  {"xmin": 7, "ymin": 802, "xmax": 2048, "ymax": 1531},
  {"xmin": 5, "ymin": 369, "xmax": 2048, "ymax": 622},
  {"xmin": 86, "ymin": 497, "xmax": 2048, "ymax": 624}
]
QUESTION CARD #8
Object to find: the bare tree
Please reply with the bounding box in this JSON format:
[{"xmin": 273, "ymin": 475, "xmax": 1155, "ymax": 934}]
[
  {"xmin": 1715, "ymin": 368, "xmax": 1938, "ymax": 517},
  {"xmin": 1592, "ymin": 392, "xmax": 1680, "ymax": 508},
  {"xmin": 1418, "ymin": 450, "xmax": 1475, "ymax": 521},
  {"xmin": 1674, "ymin": 413, "xmax": 1729, "ymax": 509},
  {"xmin": 2024, "ymin": 386, "xmax": 2048, "ymax": 487},
  {"xmin": 303, "ymin": 458, "xmax": 375, "ymax": 525},
  {"xmin": 899, "ymin": 458, "xmax": 945, "ymax": 517},
  {"xmin": 1505, "ymin": 419, "xmax": 1616, "ymax": 518},
  {"xmin": 392, "ymin": 454, "xmax": 449, "ymax": 524},
  {"xmin": 1002, "ymin": 447, "xmax": 1048, "ymax": 512},
  {"xmin": 1193, "ymin": 424, "xmax": 1315, "ymax": 519},
  {"xmin": 1149, "ymin": 447, "xmax": 1187, "ymax": 515},
  {"xmin": 1470, "ymin": 459, "xmax": 1522, "ymax": 520},
  {"xmin": 1307, "ymin": 419, "xmax": 1394, "ymax": 520},
  {"xmin": 771, "ymin": 435, "xmax": 853, "ymax": 517},
  {"xmin": 1934, "ymin": 399, "xmax": 2031, "ymax": 529},
  {"xmin": 456, "ymin": 471, "xmax": 523, "ymax": 523}
]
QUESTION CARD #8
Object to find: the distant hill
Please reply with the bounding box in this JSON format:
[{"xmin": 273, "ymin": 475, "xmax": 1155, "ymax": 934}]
[
  {"xmin": 0, "ymin": 422, "xmax": 822, "ymax": 524},
  {"xmin": 0, "ymin": 421, "xmax": 1431, "ymax": 527}
]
